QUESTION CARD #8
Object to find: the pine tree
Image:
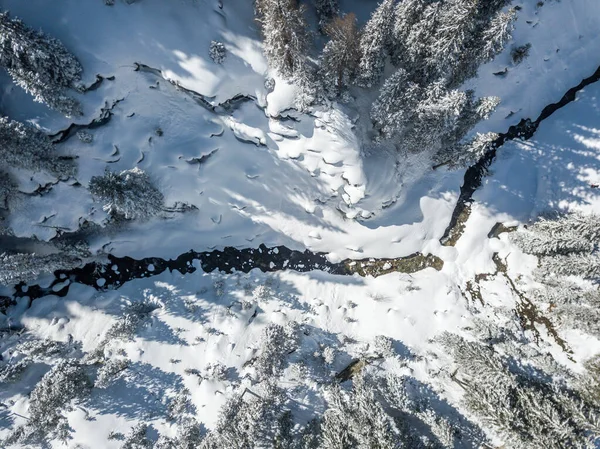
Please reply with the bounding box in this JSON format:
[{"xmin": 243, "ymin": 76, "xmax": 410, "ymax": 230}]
[
  {"xmin": 0, "ymin": 11, "xmax": 83, "ymax": 116},
  {"xmin": 356, "ymin": 0, "xmax": 395, "ymax": 88},
  {"xmin": 0, "ymin": 172, "xmax": 16, "ymax": 209},
  {"xmin": 255, "ymin": 0, "xmax": 310, "ymax": 78},
  {"xmin": 390, "ymin": 0, "xmax": 515, "ymax": 87},
  {"xmin": 201, "ymin": 382, "xmax": 292, "ymax": 449},
  {"xmin": 0, "ymin": 116, "xmax": 76, "ymax": 176},
  {"xmin": 370, "ymin": 68, "xmax": 421, "ymax": 139},
  {"xmin": 88, "ymin": 167, "xmax": 164, "ymax": 221},
  {"xmin": 314, "ymin": 0, "xmax": 339, "ymax": 32},
  {"xmin": 318, "ymin": 13, "xmax": 361, "ymax": 99},
  {"xmin": 440, "ymin": 332, "xmax": 599, "ymax": 449},
  {"xmin": 321, "ymin": 373, "xmax": 400, "ymax": 448},
  {"xmin": 0, "ymin": 251, "xmax": 83, "ymax": 285},
  {"xmin": 372, "ymin": 75, "xmax": 499, "ymax": 161},
  {"xmin": 5, "ymin": 359, "xmax": 92, "ymax": 445}
]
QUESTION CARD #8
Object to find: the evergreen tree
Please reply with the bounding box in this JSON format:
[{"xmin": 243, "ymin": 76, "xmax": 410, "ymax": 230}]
[
  {"xmin": 0, "ymin": 172, "xmax": 16, "ymax": 209},
  {"xmin": 201, "ymin": 382, "xmax": 292, "ymax": 449},
  {"xmin": 314, "ymin": 0, "xmax": 339, "ymax": 32},
  {"xmin": 356, "ymin": 0, "xmax": 395, "ymax": 88},
  {"xmin": 372, "ymin": 74, "xmax": 499, "ymax": 162},
  {"xmin": 88, "ymin": 167, "xmax": 164, "ymax": 221},
  {"xmin": 255, "ymin": 0, "xmax": 310, "ymax": 78},
  {"xmin": 4, "ymin": 359, "xmax": 92, "ymax": 445},
  {"xmin": 318, "ymin": 13, "xmax": 361, "ymax": 99},
  {"xmin": 0, "ymin": 116, "xmax": 76, "ymax": 176},
  {"xmin": 0, "ymin": 251, "xmax": 83, "ymax": 285},
  {"xmin": 321, "ymin": 373, "xmax": 400, "ymax": 448},
  {"xmin": 0, "ymin": 11, "xmax": 83, "ymax": 116},
  {"xmin": 370, "ymin": 68, "xmax": 421, "ymax": 139},
  {"xmin": 390, "ymin": 0, "xmax": 515, "ymax": 86}
]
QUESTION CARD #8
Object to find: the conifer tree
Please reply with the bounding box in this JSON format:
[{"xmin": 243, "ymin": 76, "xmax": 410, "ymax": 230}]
[
  {"xmin": 314, "ymin": 0, "xmax": 339, "ymax": 32},
  {"xmin": 255, "ymin": 0, "xmax": 310, "ymax": 78},
  {"xmin": 356, "ymin": 0, "xmax": 395, "ymax": 88},
  {"xmin": 318, "ymin": 13, "xmax": 361, "ymax": 99},
  {"xmin": 0, "ymin": 11, "xmax": 83, "ymax": 116},
  {"xmin": 89, "ymin": 167, "xmax": 164, "ymax": 221},
  {"xmin": 370, "ymin": 68, "xmax": 421, "ymax": 139},
  {"xmin": 0, "ymin": 116, "xmax": 75, "ymax": 176}
]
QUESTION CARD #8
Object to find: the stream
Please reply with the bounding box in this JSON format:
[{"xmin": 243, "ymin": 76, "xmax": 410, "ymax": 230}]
[
  {"xmin": 3, "ymin": 63, "xmax": 600, "ymax": 309},
  {"xmin": 440, "ymin": 64, "xmax": 600, "ymax": 245}
]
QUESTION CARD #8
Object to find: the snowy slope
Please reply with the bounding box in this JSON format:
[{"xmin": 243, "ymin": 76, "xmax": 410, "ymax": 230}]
[{"xmin": 1, "ymin": 0, "xmax": 600, "ymax": 448}]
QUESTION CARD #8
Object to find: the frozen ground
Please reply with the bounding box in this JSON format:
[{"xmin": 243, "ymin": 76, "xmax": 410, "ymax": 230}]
[{"xmin": 1, "ymin": 0, "xmax": 600, "ymax": 447}]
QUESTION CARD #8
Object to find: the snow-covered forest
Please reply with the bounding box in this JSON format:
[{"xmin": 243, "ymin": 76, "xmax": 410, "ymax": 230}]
[{"xmin": 0, "ymin": 0, "xmax": 600, "ymax": 447}]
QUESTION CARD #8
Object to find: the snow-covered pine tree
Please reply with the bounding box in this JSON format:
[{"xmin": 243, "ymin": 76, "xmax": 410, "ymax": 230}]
[
  {"xmin": 0, "ymin": 251, "xmax": 84, "ymax": 285},
  {"xmin": 512, "ymin": 212, "xmax": 600, "ymax": 279},
  {"xmin": 321, "ymin": 373, "xmax": 399, "ymax": 448},
  {"xmin": 370, "ymin": 68, "xmax": 421, "ymax": 139},
  {"xmin": 440, "ymin": 332, "xmax": 600, "ymax": 449},
  {"xmin": 425, "ymin": 0, "xmax": 480, "ymax": 83},
  {"xmin": 318, "ymin": 13, "xmax": 361, "ymax": 99},
  {"xmin": 0, "ymin": 11, "xmax": 83, "ymax": 116},
  {"xmin": 255, "ymin": 0, "xmax": 310, "ymax": 78},
  {"xmin": 200, "ymin": 382, "xmax": 292, "ymax": 448},
  {"xmin": 314, "ymin": 0, "xmax": 339, "ymax": 32},
  {"xmin": 372, "ymin": 75, "xmax": 499, "ymax": 160},
  {"xmin": 4, "ymin": 359, "xmax": 92, "ymax": 445},
  {"xmin": 355, "ymin": 0, "xmax": 395, "ymax": 88},
  {"xmin": 88, "ymin": 167, "xmax": 164, "ymax": 221},
  {"xmin": 0, "ymin": 116, "xmax": 76, "ymax": 176},
  {"xmin": 432, "ymin": 94, "xmax": 500, "ymax": 166},
  {"xmin": 513, "ymin": 212, "xmax": 600, "ymax": 257},
  {"xmin": 390, "ymin": 0, "xmax": 430, "ymax": 69},
  {"xmin": 390, "ymin": 0, "xmax": 515, "ymax": 87}
]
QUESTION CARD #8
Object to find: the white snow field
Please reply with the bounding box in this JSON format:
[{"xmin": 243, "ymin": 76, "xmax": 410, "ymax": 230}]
[{"xmin": 1, "ymin": 0, "xmax": 600, "ymax": 448}]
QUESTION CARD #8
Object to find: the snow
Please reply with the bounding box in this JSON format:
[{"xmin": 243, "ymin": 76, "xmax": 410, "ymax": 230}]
[{"xmin": 1, "ymin": 0, "xmax": 600, "ymax": 447}]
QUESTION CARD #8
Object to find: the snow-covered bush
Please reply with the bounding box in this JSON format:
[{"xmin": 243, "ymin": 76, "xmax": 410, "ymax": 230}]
[
  {"xmin": 167, "ymin": 388, "xmax": 195, "ymax": 421},
  {"xmin": 89, "ymin": 167, "xmax": 164, "ymax": 220},
  {"xmin": 511, "ymin": 43, "xmax": 531, "ymax": 65},
  {"xmin": 204, "ymin": 362, "xmax": 227, "ymax": 381},
  {"xmin": 321, "ymin": 346, "xmax": 336, "ymax": 365},
  {"xmin": 0, "ymin": 12, "xmax": 83, "ymax": 116},
  {"xmin": 77, "ymin": 130, "xmax": 93, "ymax": 143},
  {"xmin": 0, "ymin": 116, "xmax": 76, "ymax": 176},
  {"xmin": 102, "ymin": 301, "xmax": 160, "ymax": 343},
  {"xmin": 209, "ymin": 41, "xmax": 226, "ymax": 64},
  {"xmin": 0, "ymin": 359, "xmax": 29, "ymax": 383},
  {"xmin": 373, "ymin": 335, "xmax": 395, "ymax": 357}
]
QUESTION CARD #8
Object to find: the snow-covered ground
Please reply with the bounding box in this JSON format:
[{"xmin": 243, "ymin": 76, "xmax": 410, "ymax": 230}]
[{"xmin": 1, "ymin": 0, "xmax": 600, "ymax": 447}]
